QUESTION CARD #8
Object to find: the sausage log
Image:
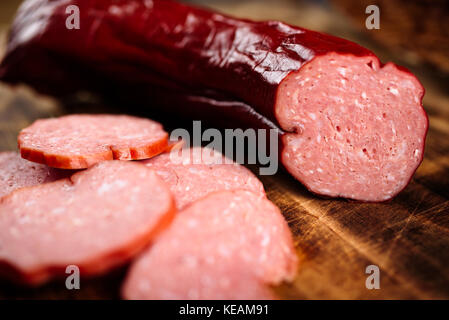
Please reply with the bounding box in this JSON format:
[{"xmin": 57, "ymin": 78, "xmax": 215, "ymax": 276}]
[{"xmin": 0, "ymin": 0, "xmax": 428, "ymax": 201}]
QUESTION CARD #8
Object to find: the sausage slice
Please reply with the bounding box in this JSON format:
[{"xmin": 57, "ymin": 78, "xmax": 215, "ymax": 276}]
[
  {"xmin": 122, "ymin": 190, "xmax": 297, "ymax": 300},
  {"xmin": 0, "ymin": 161, "xmax": 175, "ymax": 285},
  {"xmin": 18, "ymin": 114, "xmax": 169, "ymax": 169},
  {"xmin": 142, "ymin": 147, "xmax": 265, "ymax": 209},
  {"xmin": 0, "ymin": 151, "xmax": 69, "ymax": 199}
]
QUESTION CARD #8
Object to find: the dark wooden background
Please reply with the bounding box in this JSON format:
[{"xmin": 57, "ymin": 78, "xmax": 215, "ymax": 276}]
[{"xmin": 0, "ymin": 0, "xmax": 448, "ymax": 299}]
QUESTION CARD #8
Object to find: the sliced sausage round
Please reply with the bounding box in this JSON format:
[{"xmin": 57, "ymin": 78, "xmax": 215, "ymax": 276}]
[
  {"xmin": 122, "ymin": 190, "xmax": 297, "ymax": 300},
  {"xmin": 143, "ymin": 147, "xmax": 265, "ymax": 209},
  {"xmin": 0, "ymin": 151, "xmax": 69, "ymax": 199},
  {"xmin": 0, "ymin": 160, "xmax": 175, "ymax": 285},
  {"xmin": 142, "ymin": 147, "xmax": 265, "ymax": 209},
  {"xmin": 18, "ymin": 114, "xmax": 169, "ymax": 169}
]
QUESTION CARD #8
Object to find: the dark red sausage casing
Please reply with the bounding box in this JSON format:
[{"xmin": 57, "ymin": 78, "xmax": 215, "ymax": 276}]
[{"xmin": 0, "ymin": 0, "xmax": 428, "ymax": 201}]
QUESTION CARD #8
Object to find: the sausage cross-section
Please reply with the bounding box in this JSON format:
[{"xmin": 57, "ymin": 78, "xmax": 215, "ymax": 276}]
[
  {"xmin": 142, "ymin": 147, "xmax": 265, "ymax": 209},
  {"xmin": 0, "ymin": 161, "xmax": 175, "ymax": 285},
  {"xmin": 0, "ymin": 151, "xmax": 69, "ymax": 199},
  {"xmin": 18, "ymin": 114, "xmax": 169, "ymax": 169},
  {"xmin": 0, "ymin": 0, "xmax": 428, "ymax": 201},
  {"xmin": 122, "ymin": 190, "xmax": 298, "ymax": 300}
]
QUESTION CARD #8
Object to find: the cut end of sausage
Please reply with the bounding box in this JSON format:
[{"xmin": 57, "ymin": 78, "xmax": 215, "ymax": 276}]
[
  {"xmin": 18, "ymin": 114, "xmax": 169, "ymax": 169},
  {"xmin": 276, "ymin": 53, "xmax": 428, "ymax": 201}
]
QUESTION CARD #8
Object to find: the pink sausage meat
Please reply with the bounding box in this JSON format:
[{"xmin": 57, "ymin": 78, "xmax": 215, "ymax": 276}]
[
  {"xmin": 0, "ymin": 161, "xmax": 175, "ymax": 285},
  {"xmin": 277, "ymin": 54, "xmax": 427, "ymax": 201},
  {"xmin": 142, "ymin": 147, "xmax": 265, "ymax": 209},
  {"xmin": 18, "ymin": 114, "xmax": 169, "ymax": 169},
  {"xmin": 122, "ymin": 190, "xmax": 297, "ymax": 300}
]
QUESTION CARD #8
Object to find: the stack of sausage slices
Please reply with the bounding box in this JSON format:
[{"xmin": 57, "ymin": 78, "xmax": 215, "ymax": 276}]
[{"xmin": 0, "ymin": 114, "xmax": 297, "ymax": 300}]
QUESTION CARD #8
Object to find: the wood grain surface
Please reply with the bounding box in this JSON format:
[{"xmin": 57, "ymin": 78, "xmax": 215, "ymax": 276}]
[{"xmin": 0, "ymin": 0, "xmax": 448, "ymax": 299}]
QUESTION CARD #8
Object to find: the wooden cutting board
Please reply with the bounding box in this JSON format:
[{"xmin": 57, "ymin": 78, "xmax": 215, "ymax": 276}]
[{"xmin": 0, "ymin": 0, "xmax": 448, "ymax": 299}]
